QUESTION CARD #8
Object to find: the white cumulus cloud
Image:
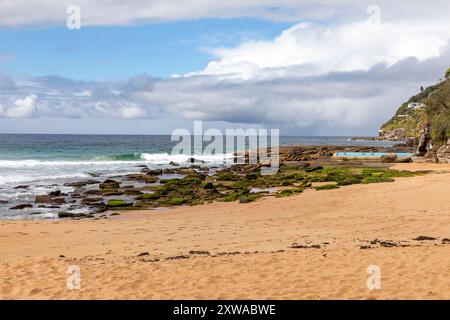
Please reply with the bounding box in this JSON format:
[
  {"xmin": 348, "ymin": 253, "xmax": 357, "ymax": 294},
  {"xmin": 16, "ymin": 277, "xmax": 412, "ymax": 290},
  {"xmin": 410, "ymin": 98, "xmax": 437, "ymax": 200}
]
[
  {"xmin": 194, "ymin": 20, "xmax": 450, "ymax": 79},
  {"xmin": 0, "ymin": 94, "xmax": 37, "ymax": 118}
]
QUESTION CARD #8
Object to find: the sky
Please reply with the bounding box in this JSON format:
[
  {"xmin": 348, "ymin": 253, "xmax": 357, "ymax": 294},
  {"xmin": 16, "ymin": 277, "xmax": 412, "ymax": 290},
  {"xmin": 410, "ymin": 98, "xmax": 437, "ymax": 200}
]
[{"xmin": 0, "ymin": 0, "xmax": 449, "ymax": 135}]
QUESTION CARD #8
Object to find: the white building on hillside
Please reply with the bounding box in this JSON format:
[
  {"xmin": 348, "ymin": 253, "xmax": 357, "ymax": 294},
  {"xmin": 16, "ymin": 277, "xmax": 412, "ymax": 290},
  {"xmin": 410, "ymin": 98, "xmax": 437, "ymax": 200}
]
[{"xmin": 407, "ymin": 102, "xmax": 426, "ymax": 110}]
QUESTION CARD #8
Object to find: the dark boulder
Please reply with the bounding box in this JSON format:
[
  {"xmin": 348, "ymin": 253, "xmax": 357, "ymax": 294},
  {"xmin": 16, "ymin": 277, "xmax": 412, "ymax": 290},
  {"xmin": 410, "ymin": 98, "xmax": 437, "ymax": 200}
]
[
  {"xmin": 58, "ymin": 212, "xmax": 93, "ymax": 219},
  {"xmin": 203, "ymin": 182, "xmax": 214, "ymax": 189},
  {"xmin": 99, "ymin": 179, "xmax": 120, "ymax": 189},
  {"xmin": 187, "ymin": 157, "xmax": 205, "ymax": 164},
  {"xmin": 10, "ymin": 204, "xmax": 33, "ymax": 210},
  {"xmin": 14, "ymin": 185, "xmax": 29, "ymax": 189},
  {"xmin": 65, "ymin": 179, "xmax": 100, "ymax": 187}
]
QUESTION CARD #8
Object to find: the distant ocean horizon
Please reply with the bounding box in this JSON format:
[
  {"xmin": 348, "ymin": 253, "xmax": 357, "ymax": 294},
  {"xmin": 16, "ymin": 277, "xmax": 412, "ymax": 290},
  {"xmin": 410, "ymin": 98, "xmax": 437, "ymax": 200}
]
[{"xmin": 0, "ymin": 134, "xmax": 399, "ymax": 219}]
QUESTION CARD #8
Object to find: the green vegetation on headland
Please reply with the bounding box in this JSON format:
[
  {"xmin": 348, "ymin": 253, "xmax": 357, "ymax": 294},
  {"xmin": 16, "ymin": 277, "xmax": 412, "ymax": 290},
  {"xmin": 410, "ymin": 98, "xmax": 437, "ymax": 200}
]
[{"xmin": 379, "ymin": 67, "xmax": 450, "ymax": 160}]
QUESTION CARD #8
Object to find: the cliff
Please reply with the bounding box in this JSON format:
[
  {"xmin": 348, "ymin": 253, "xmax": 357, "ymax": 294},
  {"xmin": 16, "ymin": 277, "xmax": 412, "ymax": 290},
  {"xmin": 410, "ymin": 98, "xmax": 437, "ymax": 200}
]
[{"xmin": 379, "ymin": 68, "xmax": 450, "ymax": 162}]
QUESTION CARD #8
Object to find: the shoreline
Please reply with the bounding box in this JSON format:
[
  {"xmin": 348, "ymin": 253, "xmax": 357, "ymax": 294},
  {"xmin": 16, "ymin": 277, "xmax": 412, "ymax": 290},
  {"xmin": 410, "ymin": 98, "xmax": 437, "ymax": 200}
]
[
  {"xmin": 1, "ymin": 162, "xmax": 450, "ymax": 299},
  {"xmin": 0, "ymin": 143, "xmax": 418, "ymax": 221}
]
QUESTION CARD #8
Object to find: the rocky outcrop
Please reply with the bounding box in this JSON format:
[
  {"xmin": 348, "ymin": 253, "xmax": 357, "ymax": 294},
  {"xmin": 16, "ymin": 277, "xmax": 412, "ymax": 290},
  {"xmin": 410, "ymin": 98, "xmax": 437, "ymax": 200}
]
[
  {"xmin": 378, "ymin": 128, "xmax": 405, "ymax": 141},
  {"xmin": 416, "ymin": 124, "xmax": 432, "ymax": 156},
  {"xmin": 379, "ymin": 69, "xmax": 449, "ymax": 147},
  {"xmin": 277, "ymin": 145, "xmax": 412, "ymax": 162},
  {"xmin": 437, "ymin": 139, "xmax": 450, "ymax": 163}
]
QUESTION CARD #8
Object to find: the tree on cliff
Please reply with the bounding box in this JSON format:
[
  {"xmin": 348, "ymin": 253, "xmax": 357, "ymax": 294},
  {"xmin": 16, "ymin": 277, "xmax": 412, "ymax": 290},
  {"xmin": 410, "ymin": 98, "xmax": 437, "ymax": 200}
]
[{"xmin": 423, "ymin": 79, "xmax": 450, "ymax": 145}]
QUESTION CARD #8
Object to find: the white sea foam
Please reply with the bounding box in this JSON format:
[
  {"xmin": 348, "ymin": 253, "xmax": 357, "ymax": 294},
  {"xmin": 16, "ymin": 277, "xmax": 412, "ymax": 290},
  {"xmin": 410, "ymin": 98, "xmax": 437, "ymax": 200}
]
[
  {"xmin": 0, "ymin": 173, "xmax": 91, "ymax": 185},
  {"xmin": 0, "ymin": 153, "xmax": 235, "ymax": 189},
  {"xmin": 140, "ymin": 153, "xmax": 235, "ymax": 164},
  {"xmin": 0, "ymin": 153, "xmax": 235, "ymax": 168}
]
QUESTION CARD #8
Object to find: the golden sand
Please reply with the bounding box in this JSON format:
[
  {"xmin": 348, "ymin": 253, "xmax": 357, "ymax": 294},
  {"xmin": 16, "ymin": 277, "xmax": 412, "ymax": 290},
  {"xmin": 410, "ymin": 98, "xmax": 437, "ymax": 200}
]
[{"xmin": 1, "ymin": 163, "xmax": 450, "ymax": 299}]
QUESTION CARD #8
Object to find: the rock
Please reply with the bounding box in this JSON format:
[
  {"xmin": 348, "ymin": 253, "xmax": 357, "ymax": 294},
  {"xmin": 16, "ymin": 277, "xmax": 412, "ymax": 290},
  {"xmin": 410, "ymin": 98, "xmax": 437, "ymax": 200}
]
[
  {"xmin": 380, "ymin": 153, "xmax": 398, "ymax": 163},
  {"xmin": 141, "ymin": 168, "xmax": 162, "ymax": 175},
  {"xmin": 137, "ymin": 252, "xmax": 150, "ymax": 257},
  {"xmin": 14, "ymin": 185, "xmax": 29, "ymax": 189},
  {"xmin": 88, "ymin": 172, "xmax": 100, "ymax": 177},
  {"xmin": 239, "ymin": 197, "xmax": 251, "ymax": 204},
  {"xmin": 189, "ymin": 250, "xmax": 210, "ymax": 255},
  {"xmin": 58, "ymin": 212, "xmax": 92, "ymax": 219},
  {"xmin": 203, "ymin": 182, "xmax": 214, "ymax": 189},
  {"xmin": 186, "ymin": 157, "xmax": 205, "ymax": 164},
  {"xmin": 10, "ymin": 204, "xmax": 33, "ymax": 210},
  {"xmin": 65, "ymin": 179, "xmax": 100, "ymax": 187},
  {"xmin": 125, "ymin": 174, "xmax": 158, "ymax": 183},
  {"xmin": 35, "ymin": 195, "xmax": 66, "ymax": 204},
  {"xmin": 49, "ymin": 190, "xmax": 62, "ymax": 197},
  {"xmin": 83, "ymin": 189, "xmax": 102, "ymax": 195},
  {"xmin": 102, "ymin": 190, "xmax": 124, "ymax": 196},
  {"xmin": 52, "ymin": 197, "xmax": 66, "ymax": 204},
  {"xmin": 69, "ymin": 193, "xmax": 83, "ymax": 199},
  {"xmin": 0, "ymin": 199, "xmax": 8, "ymax": 204},
  {"xmin": 413, "ymin": 236, "xmax": 437, "ymax": 241},
  {"xmin": 396, "ymin": 156, "xmax": 413, "ymax": 163},
  {"xmin": 404, "ymin": 137, "xmax": 418, "ymax": 148},
  {"xmin": 92, "ymin": 206, "xmax": 108, "ymax": 213},
  {"xmin": 35, "ymin": 195, "xmax": 53, "ymax": 203},
  {"xmin": 436, "ymin": 139, "xmax": 450, "ymax": 163},
  {"xmin": 123, "ymin": 189, "xmax": 143, "ymax": 195},
  {"xmin": 99, "ymin": 179, "xmax": 120, "ymax": 189},
  {"xmin": 81, "ymin": 197, "xmax": 105, "ymax": 206},
  {"xmin": 107, "ymin": 199, "xmax": 130, "ymax": 207},
  {"xmin": 178, "ymin": 168, "xmax": 197, "ymax": 175},
  {"xmin": 416, "ymin": 124, "xmax": 431, "ymax": 156}
]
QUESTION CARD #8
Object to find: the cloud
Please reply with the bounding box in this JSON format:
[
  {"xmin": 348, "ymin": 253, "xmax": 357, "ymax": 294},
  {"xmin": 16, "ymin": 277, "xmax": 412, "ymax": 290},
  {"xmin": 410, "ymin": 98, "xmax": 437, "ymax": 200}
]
[
  {"xmin": 1, "ymin": 2, "xmax": 449, "ymax": 135},
  {"xmin": 0, "ymin": 94, "xmax": 37, "ymax": 118},
  {"xmin": 2, "ymin": 49, "xmax": 448, "ymax": 134},
  {"xmin": 1, "ymin": 0, "xmax": 449, "ymax": 27},
  {"xmin": 135, "ymin": 51, "xmax": 449, "ymax": 133},
  {"xmin": 191, "ymin": 20, "xmax": 450, "ymax": 79}
]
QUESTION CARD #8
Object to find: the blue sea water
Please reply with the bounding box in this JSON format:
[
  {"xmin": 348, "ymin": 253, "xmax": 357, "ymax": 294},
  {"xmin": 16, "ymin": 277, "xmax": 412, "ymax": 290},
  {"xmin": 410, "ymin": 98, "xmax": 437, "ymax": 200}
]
[
  {"xmin": 335, "ymin": 152, "xmax": 412, "ymax": 157},
  {"xmin": 0, "ymin": 134, "xmax": 399, "ymax": 220}
]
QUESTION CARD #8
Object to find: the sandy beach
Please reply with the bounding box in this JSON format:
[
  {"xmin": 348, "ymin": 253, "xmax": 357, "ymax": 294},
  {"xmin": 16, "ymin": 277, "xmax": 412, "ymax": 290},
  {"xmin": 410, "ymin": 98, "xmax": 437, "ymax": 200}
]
[{"xmin": 1, "ymin": 162, "xmax": 450, "ymax": 300}]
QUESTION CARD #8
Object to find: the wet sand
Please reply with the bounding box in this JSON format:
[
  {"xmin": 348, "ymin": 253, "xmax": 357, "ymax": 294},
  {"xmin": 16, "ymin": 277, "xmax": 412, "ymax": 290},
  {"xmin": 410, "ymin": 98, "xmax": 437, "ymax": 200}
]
[{"xmin": 1, "ymin": 163, "xmax": 450, "ymax": 299}]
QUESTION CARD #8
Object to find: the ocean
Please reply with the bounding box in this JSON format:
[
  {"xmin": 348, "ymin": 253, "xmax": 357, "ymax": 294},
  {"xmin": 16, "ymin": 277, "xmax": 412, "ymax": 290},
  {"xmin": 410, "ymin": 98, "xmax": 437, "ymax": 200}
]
[{"xmin": 0, "ymin": 134, "xmax": 398, "ymax": 220}]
